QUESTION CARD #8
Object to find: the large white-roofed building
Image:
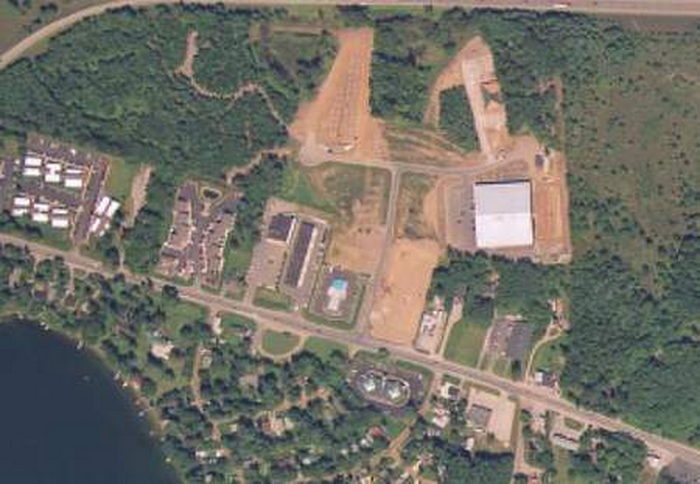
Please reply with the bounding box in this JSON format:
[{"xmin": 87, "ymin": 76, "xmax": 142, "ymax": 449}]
[{"xmin": 474, "ymin": 181, "xmax": 533, "ymax": 249}]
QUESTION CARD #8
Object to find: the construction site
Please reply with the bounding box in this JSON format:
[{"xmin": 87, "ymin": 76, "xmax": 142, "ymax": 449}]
[{"xmin": 279, "ymin": 26, "xmax": 572, "ymax": 354}]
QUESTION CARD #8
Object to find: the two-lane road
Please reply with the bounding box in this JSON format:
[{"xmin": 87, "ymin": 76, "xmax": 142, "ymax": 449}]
[
  {"xmin": 3, "ymin": 232, "xmax": 700, "ymax": 465},
  {"xmin": 4, "ymin": 0, "xmax": 700, "ymax": 70}
]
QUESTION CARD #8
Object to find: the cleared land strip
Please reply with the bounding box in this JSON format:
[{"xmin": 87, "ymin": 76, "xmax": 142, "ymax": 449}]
[
  {"xmin": 3, "ymin": 230, "xmax": 700, "ymax": 465},
  {"xmin": 6, "ymin": 0, "xmax": 700, "ymax": 70}
]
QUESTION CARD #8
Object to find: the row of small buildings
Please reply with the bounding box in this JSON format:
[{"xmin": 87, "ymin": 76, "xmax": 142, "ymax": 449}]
[{"xmin": 3, "ymin": 135, "xmax": 120, "ymax": 244}]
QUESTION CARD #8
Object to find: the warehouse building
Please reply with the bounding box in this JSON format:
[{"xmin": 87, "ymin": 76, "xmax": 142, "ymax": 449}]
[{"xmin": 474, "ymin": 181, "xmax": 533, "ymax": 249}]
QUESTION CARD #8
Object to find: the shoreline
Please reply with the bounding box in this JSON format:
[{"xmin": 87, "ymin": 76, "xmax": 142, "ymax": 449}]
[{"xmin": 0, "ymin": 314, "xmax": 179, "ymax": 481}]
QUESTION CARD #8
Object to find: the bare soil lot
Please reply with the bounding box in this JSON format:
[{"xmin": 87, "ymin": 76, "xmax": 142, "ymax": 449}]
[
  {"xmin": 461, "ymin": 36, "xmax": 511, "ymax": 161},
  {"xmin": 369, "ymin": 238, "xmax": 442, "ymax": 345},
  {"xmin": 291, "ymin": 28, "xmax": 388, "ymax": 165}
]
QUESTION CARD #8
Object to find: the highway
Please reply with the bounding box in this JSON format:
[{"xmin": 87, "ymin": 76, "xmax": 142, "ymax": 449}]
[
  {"xmin": 4, "ymin": 0, "xmax": 700, "ymax": 70},
  {"xmin": 3, "ymin": 232, "xmax": 700, "ymax": 466}
]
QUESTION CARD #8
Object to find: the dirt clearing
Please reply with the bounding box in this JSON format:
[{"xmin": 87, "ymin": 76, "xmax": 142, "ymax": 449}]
[
  {"xmin": 125, "ymin": 165, "xmax": 152, "ymax": 227},
  {"xmin": 291, "ymin": 28, "xmax": 388, "ymax": 165},
  {"xmin": 461, "ymin": 36, "xmax": 511, "ymax": 161},
  {"xmin": 369, "ymin": 238, "xmax": 442, "ymax": 345},
  {"xmin": 424, "ymin": 38, "xmax": 476, "ymax": 128},
  {"xmin": 531, "ymin": 150, "xmax": 572, "ymax": 263}
]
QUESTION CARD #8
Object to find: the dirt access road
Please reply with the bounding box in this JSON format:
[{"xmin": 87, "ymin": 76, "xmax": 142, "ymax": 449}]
[
  {"xmin": 3, "ymin": 231, "xmax": 700, "ymax": 467},
  {"xmin": 5, "ymin": 0, "xmax": 700, "ymax": 71}
]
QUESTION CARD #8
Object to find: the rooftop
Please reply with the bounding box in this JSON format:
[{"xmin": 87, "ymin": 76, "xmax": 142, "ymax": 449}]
[{"xmin": 474, "ymin": 181, "xmax": 533, "ymax": 249}]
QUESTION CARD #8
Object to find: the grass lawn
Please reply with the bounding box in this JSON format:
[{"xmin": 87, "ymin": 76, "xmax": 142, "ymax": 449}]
[
  {"xmin": 532, "ymin": 335, "xmax": 567, "ymax": 375},
  {"xmin": 222, "ymin": 239, "xmax": 254, "ymax": 283},
  {"xmin": 163, "ymin": 299, "xmax": 207, "ymax": 336},
  {"xmin": 443, "ymin": 319, "xmax": 488, "ymax": 368},
  {"xmin": 280, "ymin": 162, "xmax": 334, "ymax": 213},
  {"xmin": 261, "ymin": 330, "xmax": 300, "ymax": 355},
  {"xmin": 253, "ymin": 287, "xmax": 293, "ymax": 311},
  {"xmin": 303, "ymin": 336, "xmax": 347, "ymax": 360},
  {"xmin": 220, "ymin": 312, "xmax": 256, "ymax": 332},
  {"xmin": 105, "ymin": 158, "xmax": 139, "ymax": 203}
]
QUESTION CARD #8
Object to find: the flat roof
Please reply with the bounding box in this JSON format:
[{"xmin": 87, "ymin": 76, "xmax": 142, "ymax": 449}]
[{"xmin": 474, "ymin": 181, "xmax": 533, "ymax": 249}]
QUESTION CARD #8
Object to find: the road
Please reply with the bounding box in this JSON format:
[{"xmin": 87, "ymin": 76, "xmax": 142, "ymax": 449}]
[
  {"xmin": 3, "ymin": 232, "xmax": 700, "ymax": 465},
  {"xmin": 4, "ymin": 0, "xmax": 700, "ymax": 70}
]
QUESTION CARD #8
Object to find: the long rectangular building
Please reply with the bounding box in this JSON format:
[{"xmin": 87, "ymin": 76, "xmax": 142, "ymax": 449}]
[{"xmin": 284, "ymin": 221, "xmax": 315, "ymax": 288}]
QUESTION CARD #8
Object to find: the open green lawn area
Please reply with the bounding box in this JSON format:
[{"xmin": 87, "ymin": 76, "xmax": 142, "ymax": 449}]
[
  {"xmin": 163, "ymin": 299, "xmax": 208, "ymax": 335},
  {"xmin": 443, "ymin": 319, "xmax": 487, "ymax": 368},
  {"xmin": 279, "ymin": 162, "xmax": 334, "ymax": 213},
  {"xmin": 261, "ymin": 329, "xmax": 300, "ymax": 356},
  {"xmin": 220, "ymin": 312, "xmax": 256, "ymax": 332},
  {"xmin": 303, "ymin": 336, "xmax": 347, "ymax": 360},
  {"xmin": 223, "ymin": 239, "xmax": 254, "ymax": 285},
  {"xmin": 105, "ymin": 158, "xmax": 139, "ymax": 203},
  {"xmin": 532, "ymin": 335, "xmax": 567, "ymax": 375},
  {"xmin": 253, "ymin": 287, "xmax": 293, "ymax": 311}
]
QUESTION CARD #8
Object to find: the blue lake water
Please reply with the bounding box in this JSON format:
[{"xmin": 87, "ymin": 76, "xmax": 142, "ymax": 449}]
[{"xmin": 0, "ymin": 321, "xmax": 178, "ymax": 483}]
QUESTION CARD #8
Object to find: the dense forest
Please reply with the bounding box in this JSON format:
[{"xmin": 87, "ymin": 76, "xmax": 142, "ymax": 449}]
[{"xmin": 438, "ymin": 86, "xmax": 478, "ymax": 151}]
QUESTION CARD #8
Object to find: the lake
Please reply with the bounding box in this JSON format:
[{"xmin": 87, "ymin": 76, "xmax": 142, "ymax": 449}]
[{"xmin": 0, "ymin": 320, "xmax": 178, "ymax": 483}]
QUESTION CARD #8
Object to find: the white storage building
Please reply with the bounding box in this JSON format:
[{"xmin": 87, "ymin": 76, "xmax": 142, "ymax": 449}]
[{"xmin": 474, "ymin": 181, "xmax": 533, "ymax": 249}]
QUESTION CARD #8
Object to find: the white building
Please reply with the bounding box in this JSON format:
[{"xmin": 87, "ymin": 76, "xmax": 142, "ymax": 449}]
[
  {"xmin": 23, "ymin": 167, "xmax": 41, "ymax": 177},
  {"xmin": 32, "ymin": 212, "xmax": 49, "ymax": 224},
  {"xmin": 24, "ymin": 155, "xmax": 42, "ymax": 167},
  {"xmin": 64, "ymin": 177, "xmax": 83, "ymax": 189},
  {"xmin": 473, "ymin": 181, "xmax": 533, "ymax": 249}
]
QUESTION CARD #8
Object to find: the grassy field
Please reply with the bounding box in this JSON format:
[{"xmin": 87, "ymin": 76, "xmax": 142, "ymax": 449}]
[
  {"xmin": 280, "ymin": 162, "xmax": 390, "ymax": 225},
  {"xmin": 279, "ymin": 162, "xmax": 335, "ymax": 213},
  {"xmin": 303, "ymin": 336, "xmax": 348, "ymax": 360},
  {"xmin": 253, "ymin": 287, "xmax": 293, "ymax": 311},
  {"xmin": 261, "ymin": 329, "xmax": 300, "ymax": 355},
  {"xmin": 105, "ymin": 158, "xmax": 139, "ymax": 204},
  {"xmin": 443, "ymin": 319, "xmax": 487, "ymax": 368}
]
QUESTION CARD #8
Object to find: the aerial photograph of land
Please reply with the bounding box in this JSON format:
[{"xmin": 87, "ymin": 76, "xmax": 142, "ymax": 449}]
[{"xmin": 5, "ymin": 0, "xmax": 700, "ymax": 483}]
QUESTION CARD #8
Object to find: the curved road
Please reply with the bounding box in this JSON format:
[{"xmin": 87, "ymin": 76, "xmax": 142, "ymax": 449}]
[
  {"xmin": 3, "ymin": 232, "xmax": 700, "ymax": 466},
  {"xmin": 4, "ymin": 0, "xmax": 700, "ymax": 70}
]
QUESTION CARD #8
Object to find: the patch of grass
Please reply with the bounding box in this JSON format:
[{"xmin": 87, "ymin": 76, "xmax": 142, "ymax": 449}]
[
  {"xmin": 163, "ymin": 299, "xmax": 207, "ymax": 335},
  {"xmin": 442, "ymin": 374, "xmax": 461, "ymax": 386},
  {"xmin": 383, "ymin": 416, "xmax": 408, "ymax": 439},
  {"xmin": 397, "ymin": 172, "xmax": 435, "ymax": 239},
  {"xmin": 302, "ymin": 308, "xmax": 355, "ymax": 331},
  {"xmin": 443, "ymin": 319, "xmax": 487, "ymax": 368},
  {"xmin": 105, "ymin": 158, "xmax": 139, "ymax": 203},
  {"xmin": 396, "ymin": 359, "xmax": 433, "ymax": 387},
  {"xmin": 253, "ymin": 287, "xmax": 293, "ymax": 311},
  {"xmin": 303, "ymin": 336, "xmax": 347, "ymax": 360},
  {"xmin": 532, "ymin": 335, "xmax": 567, "ymax": 375},
  {"xmin": 220, "ymin": 312, "xmax": 256, "ymax": 332},
  {"xmin": 564, "ymin": 417, "xmax": 584, "ymax": 431},
  {"xmin": 223, "ymin": 239, "xmax": 254, "ymax": 284},
  {"xmin": 261, "ymin": 329, "xmax": 300, "ymax": 355},
  {"xmin": 279, "ymin": 162, "xmax": 334, "ymax": 213}
]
